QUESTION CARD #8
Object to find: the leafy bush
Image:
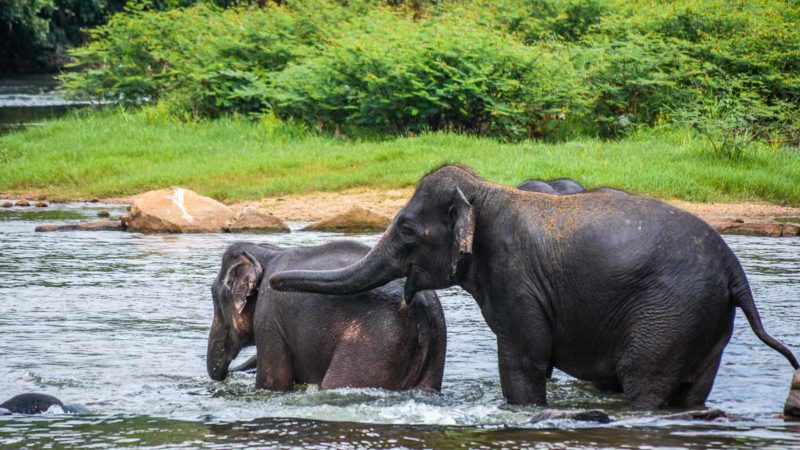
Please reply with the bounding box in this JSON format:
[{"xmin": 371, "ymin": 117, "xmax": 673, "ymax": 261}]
[
  {"xmin": 61, "ymin": 0, "xmax": 800, "ymax": 144},
  {"xmin": 271, "ymin": 9, "xmax": 589, "ymax": 138}
]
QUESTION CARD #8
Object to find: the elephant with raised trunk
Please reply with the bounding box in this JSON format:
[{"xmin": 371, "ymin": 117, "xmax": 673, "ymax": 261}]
[
  {"xmin": 207, "ymin": 241, "xmax": 446, "ymax": 391},
  {"xmin": 270, "ymin": 164, "xmax": 799, "ymax": 412}
]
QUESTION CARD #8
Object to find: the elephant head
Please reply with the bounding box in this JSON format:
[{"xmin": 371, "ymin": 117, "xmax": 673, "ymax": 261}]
[
  {"xmin": 270, "ymin": 165, "xmax": 479, "ymax": 307},
  {"xmin": 207, "ymin": 249, "xmax": 263, "ymax": 381}
]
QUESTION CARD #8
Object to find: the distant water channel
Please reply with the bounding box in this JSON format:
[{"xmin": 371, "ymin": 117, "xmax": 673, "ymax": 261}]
[
  {"xmin": 0, "ymin": 74, "xmax": 92, "ymax": 134},
  {"xmin": 0, "ymin": 203, "xmax": 799, "ymax": 448}
]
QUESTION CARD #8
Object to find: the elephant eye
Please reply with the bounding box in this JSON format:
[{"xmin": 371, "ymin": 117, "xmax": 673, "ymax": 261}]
[{"xmin": 399, "ymin": 222, "xmax": 418, "ymax": 243}]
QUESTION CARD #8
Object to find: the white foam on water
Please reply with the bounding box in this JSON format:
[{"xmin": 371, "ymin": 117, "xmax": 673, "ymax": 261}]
[{"xmin": 45, "ymin": 405, "xmax": 66, "ymax": 415}]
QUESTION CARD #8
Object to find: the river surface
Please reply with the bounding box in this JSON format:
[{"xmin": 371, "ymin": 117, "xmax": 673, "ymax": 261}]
[
  {"xmin": 0, "ymin": 203, "xmax": 799, "ymax": 448},
  {"xmin": 0, "ymin": 75, "xmax": 91, "ymax": 134}
]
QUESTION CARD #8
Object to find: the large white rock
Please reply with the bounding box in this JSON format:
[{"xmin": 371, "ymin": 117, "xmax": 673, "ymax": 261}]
[{"xmin": 127, "ymin": 187, "xmax": 234, "ymax": 233}]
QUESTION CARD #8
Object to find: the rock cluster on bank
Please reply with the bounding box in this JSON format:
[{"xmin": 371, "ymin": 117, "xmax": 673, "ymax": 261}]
[
  {"xmin": 22, "ymin": 187, "xmax": 800, "ymax": 237},
  {"xmin": 35, "ymin": 187, "xmax": 290, "ymax": 234},
  {"xmin": 303, "ymin": 205, "xmax": 391, "ymax": 232},
  {"xmin": 126, "ymin": 187, "xmax": 234, "ymax": 233},
  {"xmin": 224, "ymin": 207, "xmax": 289, "ymax": 233},
  {"xmin": 707, "ymin": 219, "xmax": 800, "ymax": 237}
]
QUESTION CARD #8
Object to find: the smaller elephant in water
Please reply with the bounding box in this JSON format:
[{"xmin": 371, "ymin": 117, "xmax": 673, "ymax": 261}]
[
  {"xmin": 207, "ymin": 241, "xmax": 446, "ymax": 391},
  {"xmin": 0, "ymin": 393, "xmax": 88, "ymax": 415},
  {"xmin": 517, "ymin": 178, "xmax": 626, "ymax": 195}
]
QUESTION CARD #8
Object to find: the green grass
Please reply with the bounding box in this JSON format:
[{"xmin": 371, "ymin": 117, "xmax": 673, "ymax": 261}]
[{"xmin": 1, "ymin": 110, "xmax": 799, "ymax": 205}]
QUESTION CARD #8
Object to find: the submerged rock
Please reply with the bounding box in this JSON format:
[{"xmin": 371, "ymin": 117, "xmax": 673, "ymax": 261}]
[
  {"xmin": 35, "ymin": 219, "xmax": 125, "ymax": 232},
  {"xmin": 97, "ymin": 210, "xmax": 110, "ymax": 217},
  {"xmin": 35, "ymin": 201, "xmax": 48, "ymax": 208},
  {"xmin": 1, "ymin": 202, "xmax": 12, "ymax": 208},
  {"xmin": 15, "ymin": 199, "xmax": 30, "ymax": 207},
  {"xmin": 529, "ymin": 409, "xmax": 612, "ymax": 424},
  {"xmin": 303, "ymin": 206, "xmax": 391, "ymax": 233},
  {"xmin": 224, "ymin": 207, "xmax": 289, "ymax": 233},
  {"xmin": 785, "ymin": 369, "xmax": 800, "ymax": 419},
  {"xmin": 659, "ymin": 409, "xmax": 727, "ymax": 421},
  {"xmin": 127, "ymin": 187, "xmax": 234, "ymax": 233}
]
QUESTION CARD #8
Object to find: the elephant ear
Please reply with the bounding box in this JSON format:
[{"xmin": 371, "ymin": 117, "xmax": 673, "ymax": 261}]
[
  {"xmin": 224, "ymin": 252, "xmax": 263, "ymax": 315},
  {"xmin": 451, "ymin": 187, "xmax": 475, "ymax": 276}
]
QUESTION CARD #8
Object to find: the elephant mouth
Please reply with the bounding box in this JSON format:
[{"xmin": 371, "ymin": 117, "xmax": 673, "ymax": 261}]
[{"xmin": 403, "ymin": 266, "xmax": 418, "ymax": 307}]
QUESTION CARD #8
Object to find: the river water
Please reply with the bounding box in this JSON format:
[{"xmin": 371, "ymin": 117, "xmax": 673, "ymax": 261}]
[
  {"xmin": 0, "ymin": 203, "xmax": 798, "ymax": 448},
  {"xmin": 0, "ymin": 75, "xmax": 91, "ymax": 134}
]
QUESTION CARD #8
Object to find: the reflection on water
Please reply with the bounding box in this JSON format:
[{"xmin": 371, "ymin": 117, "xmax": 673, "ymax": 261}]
[{"xmin": 0, "ymin": 203, "xmax": 798, "ymax": 448}]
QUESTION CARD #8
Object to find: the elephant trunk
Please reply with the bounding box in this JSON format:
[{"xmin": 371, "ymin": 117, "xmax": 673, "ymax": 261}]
[
  {"xmin": 269, "ymin": 237, "xmax": 402, "ymax": 296},
  {"xmin": 206, "ymin": 314, "xmax": 239, "ymax": 381}
]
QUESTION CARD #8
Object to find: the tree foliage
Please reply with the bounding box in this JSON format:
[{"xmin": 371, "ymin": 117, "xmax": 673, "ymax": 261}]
[{"xmin": 60, "ymin": 0, "xmax": 800, "ymax": 146}]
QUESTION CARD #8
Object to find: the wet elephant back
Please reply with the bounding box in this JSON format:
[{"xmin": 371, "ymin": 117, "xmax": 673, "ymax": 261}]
[
  {"xmin": 529, "ymin": 194, "xmax": 735, "ymax": 382},
  {"xmin": 255, "ymin": 241, "xmax": 430, "ymax": 387}
]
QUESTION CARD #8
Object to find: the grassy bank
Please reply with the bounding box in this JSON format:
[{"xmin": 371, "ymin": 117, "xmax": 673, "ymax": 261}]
[{"xmin": 1, "ymin": 110, "xmax": 799, "ymax": 205}]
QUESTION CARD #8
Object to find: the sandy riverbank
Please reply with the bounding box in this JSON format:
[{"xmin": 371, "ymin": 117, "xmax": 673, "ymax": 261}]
[
  {"xmin": 235, "ymin": 188, "xmax": 800, "ymax": 225},
  {"xmin": 5, "ymin": 188, "xmax": 800, "ymax": 232}
]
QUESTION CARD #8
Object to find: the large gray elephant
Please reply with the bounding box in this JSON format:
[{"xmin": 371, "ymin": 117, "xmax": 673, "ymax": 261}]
[
  {"xmin": 270, "ymin": 164, "xmax": 799, "ymax": 412},
  {"xmin": 207, "ymin": 240, "xmax": 446, "ymax": 391}
]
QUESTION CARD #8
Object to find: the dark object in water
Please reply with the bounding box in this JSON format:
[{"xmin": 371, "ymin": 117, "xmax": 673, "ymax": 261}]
[
  {"xmin": 659, "ymin": 409, "xmax": 728, "ymax": 421},
  {"xmin": 0, "ymin": 393, "xmax": 88, "ymax": 415},
  {"xmin": 35, "ymin": 218, "xmax": 125, "ymax": 232},
  {"xmin": 529, "ymin": 409, "xmax": 612, "ymax": 424}
]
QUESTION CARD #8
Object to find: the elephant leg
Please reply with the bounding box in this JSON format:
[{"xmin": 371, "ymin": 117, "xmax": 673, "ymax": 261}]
[
  {"xmin": 669, "ymin": 323, "xmax": 732, "ymax": 407},
  {"xmin": 230, "ymin": 354, "xmax": 258, "ymax": 373},
  {"xmin": 321, "ymin": 338, "xmax": 406, "ymax": 390},
  {"xmin": 497, "ymin": 335, "xmax": 550, "ymax": 405},
  {"xmin": 414, "ymin": 341, "xmax": 446, "ymax": 392},
  {"xmin": 618, "ymin": 371, "xmax": 680, "ymax": 409},
  {"xmin": 616, "ymin": 339, "xmax": 682, "ymax": 408},
  {"xmin": 255, "ymin": 336, "xmax": 294, "ymax": 391},
  {"xmin": 670, "ymin": 352, "xmax": 723, "ymax": 408},
  {"xmin": 320, "ymin": 345, "xmax": 366, "ymax": 389},
  {"xmin": 617, "ymin": 342, "xmax": 686, "ymax": 409}
]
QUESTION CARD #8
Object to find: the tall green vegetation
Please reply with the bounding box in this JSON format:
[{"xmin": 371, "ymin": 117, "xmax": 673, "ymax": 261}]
[
  {"xmin": 0, "ymin": 0, "xmax": 263, "ymax": 73},
  {"xmin": 61, "ymin": 0, "xmax": 800, "ymax": 149},
  {"xmin": 2, "ymin": 110, "xmax": 800, "ymax": 204}
]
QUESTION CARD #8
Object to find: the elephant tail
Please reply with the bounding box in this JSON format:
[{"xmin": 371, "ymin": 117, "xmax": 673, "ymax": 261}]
[{"xmin": 731, "ymin": 272, "xmax": 799, "ymax": 370}]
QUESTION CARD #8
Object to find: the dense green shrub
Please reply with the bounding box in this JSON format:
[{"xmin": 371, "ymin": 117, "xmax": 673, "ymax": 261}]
[
  {"xmin": 271, "ymin": 10, "xmax": 589, "ymax": 138},
  {"xmin": 61, "ymin": 0, "xmax": 800, "ymax": 144},
  {"xmin": 0, "ymin": 0, "xmax": 272, "ymax": 73}
]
